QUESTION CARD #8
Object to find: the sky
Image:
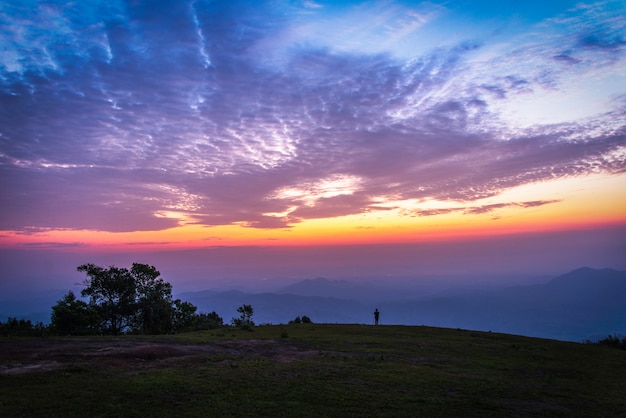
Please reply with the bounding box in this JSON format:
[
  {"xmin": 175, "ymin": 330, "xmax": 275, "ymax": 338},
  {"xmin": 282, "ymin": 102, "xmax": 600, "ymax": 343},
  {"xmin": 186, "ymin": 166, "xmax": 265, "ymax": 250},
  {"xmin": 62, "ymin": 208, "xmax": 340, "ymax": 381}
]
[{"xmin": 1, "ymin": 0, "xmax": 625, "ymax": 292}]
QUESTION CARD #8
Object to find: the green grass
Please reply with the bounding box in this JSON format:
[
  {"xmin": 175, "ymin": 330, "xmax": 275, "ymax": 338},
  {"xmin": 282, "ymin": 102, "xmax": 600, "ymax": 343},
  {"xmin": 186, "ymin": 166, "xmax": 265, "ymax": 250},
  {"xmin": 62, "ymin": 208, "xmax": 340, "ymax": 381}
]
[{"xmin": 1, "ymin": 324, "xmax": 625, "ymax": 417}]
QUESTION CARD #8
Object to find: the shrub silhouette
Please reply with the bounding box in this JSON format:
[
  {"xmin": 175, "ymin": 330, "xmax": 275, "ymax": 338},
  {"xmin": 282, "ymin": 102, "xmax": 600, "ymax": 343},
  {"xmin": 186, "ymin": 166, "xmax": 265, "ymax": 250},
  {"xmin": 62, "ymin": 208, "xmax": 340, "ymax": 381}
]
[
  {"xmin": 289, "ymin": 315, "xmax": 313, "ymax": 324},
  {"xmin": 0, "ymin": 317, "xmax": 48, "ymax": 337},
  {"xmin": 597, "ymin": 334, "xmax": 626, "ymax": 350},
  {"xmin": 232, "ymin": 304, "xmax": 254, "ymax": 329}
]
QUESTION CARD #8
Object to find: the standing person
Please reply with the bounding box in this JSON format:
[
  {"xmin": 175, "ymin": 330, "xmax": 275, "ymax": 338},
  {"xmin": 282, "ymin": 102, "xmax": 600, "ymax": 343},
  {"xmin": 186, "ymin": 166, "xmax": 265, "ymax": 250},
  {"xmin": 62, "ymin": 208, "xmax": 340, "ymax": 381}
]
[{"xmin": 374, "ymin": 308, "xmax": 380, "ymax": 325}]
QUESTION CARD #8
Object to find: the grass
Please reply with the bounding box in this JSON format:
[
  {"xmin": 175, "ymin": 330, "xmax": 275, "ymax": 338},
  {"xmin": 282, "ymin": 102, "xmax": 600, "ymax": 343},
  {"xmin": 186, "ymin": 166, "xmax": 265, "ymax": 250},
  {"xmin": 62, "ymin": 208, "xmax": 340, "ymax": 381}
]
[{"xmin": 1, "ymin": 324, "xmax": 625, "ymax": 417}]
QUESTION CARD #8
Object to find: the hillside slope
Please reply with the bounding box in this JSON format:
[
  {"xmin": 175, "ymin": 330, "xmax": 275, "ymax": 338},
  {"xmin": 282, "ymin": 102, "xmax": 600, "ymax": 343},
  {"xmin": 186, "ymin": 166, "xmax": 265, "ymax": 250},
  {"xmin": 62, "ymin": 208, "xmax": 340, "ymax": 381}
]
[{"xmin": 1, "ymin": 325, "xmax": 625, "ymax": 416}]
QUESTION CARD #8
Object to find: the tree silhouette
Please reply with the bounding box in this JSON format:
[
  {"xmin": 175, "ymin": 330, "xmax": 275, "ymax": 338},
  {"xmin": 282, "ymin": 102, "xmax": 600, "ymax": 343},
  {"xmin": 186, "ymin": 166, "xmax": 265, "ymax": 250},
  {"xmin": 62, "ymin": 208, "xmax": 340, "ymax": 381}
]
[
  {"xmin": 75, "ymin": 263, "xmax": 200, "ymax": 335},
  {"xmin": 78, "ymin": 264, "xmax": 137, "ymax": 335},
  {"xmin": 132, "ymin": 263, "xmax": 174, "ymax": 334},
  {"xmin": 51, "ymin": 291, "xmax": 99, "ymax": 335},
  {"xmin": 232, "ymin": 304, "xmax": 254, "ymax": 328}
]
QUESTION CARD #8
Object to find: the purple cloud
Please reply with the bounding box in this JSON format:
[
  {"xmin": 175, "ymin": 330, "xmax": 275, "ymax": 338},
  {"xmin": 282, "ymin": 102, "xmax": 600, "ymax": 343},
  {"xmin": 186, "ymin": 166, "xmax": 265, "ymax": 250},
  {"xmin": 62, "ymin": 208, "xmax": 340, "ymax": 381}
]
[{"xmin": 0, "ymin": 0, "xmax": 625, "ymax": 233}]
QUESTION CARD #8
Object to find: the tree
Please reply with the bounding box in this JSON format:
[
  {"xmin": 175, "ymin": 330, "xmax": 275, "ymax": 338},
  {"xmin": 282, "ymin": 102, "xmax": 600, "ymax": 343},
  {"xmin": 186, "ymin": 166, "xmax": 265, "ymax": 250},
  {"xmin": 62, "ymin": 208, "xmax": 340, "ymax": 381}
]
[
  {"xmin": 172, "ymin": 299, "xmax": 198, "ymax": 332},
  {"xmin": 131, "ymin": 263, "xmax": 174, "ymax": 334},
  {"xmin": 232, "ymin": 304, "xmax": 254, "ymax": 328},
  {"xmin": 78, "ymin": 264, "xmax": 138, "ymax": 335},
  {"xmin": 72, "ymin": 262, "xmax": 212, "ymax": 335},
  {"xmin": 51, "ymin": 291, "xmax": 99, "ymax": 335}
]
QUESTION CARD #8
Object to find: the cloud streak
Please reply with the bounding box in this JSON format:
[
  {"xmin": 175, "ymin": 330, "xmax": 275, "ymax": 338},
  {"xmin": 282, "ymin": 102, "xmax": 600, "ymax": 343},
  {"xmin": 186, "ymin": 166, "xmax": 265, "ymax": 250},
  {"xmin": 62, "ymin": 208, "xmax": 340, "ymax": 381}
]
[
  {"xmin": 405, "ymin": 200, "xmax": 561, "ymax": 217},
  {"xmin": 0, "ymin": 0, "xmax": 625, "ymax": 234}
]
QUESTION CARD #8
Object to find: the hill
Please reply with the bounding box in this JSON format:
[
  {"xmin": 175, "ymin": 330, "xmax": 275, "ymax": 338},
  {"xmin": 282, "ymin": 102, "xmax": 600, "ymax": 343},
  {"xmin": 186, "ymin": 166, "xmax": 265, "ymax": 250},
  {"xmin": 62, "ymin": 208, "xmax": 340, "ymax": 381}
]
[{"xmin": 1, "ymin": 325, "xmax": 625, "ymax": 416}]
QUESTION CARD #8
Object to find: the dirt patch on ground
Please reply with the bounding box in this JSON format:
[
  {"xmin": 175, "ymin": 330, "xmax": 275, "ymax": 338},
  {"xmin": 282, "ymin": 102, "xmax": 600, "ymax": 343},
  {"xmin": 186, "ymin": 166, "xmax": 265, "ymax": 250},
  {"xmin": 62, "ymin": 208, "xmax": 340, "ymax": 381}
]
[{"xmin": 0, "ymin": 337, "xmax": 318, "ymax": 375}]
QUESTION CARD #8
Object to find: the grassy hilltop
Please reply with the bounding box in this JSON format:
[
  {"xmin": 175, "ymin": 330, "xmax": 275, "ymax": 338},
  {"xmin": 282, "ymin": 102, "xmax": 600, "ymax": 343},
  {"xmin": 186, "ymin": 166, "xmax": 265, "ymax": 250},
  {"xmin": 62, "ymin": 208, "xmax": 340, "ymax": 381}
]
[{"xmin": 1, "ymin": 324, "xmax": 625, "ymax": 417}]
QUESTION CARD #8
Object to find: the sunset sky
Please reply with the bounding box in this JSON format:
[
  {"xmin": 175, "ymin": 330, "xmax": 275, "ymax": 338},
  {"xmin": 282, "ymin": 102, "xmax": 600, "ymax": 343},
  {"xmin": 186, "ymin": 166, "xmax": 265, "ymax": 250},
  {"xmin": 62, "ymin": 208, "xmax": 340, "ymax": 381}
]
[{"xmin": 1, "ymin": 0, "xmax": 625, "ymax": 291}]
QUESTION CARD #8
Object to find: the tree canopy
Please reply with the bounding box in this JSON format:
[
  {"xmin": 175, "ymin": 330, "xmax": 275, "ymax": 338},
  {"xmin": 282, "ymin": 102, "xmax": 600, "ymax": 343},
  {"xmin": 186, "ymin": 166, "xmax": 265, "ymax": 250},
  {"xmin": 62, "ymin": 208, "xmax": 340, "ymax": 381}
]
[
  {"xmin": 78, "ymin": 264, "xmax": 137, "ymax": 335},
  {"xmin": 50, "ymin": 263, "xmax": 212, "ymax": 335},
  {"xmin": 50, "ymin": 291, "xmax": 99, "ymax": 335}
]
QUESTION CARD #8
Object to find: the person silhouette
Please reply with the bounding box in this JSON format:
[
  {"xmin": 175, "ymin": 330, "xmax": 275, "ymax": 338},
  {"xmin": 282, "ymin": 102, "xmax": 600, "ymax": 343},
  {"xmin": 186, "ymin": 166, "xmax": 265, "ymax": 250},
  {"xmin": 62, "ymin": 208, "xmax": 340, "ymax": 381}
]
[{"xmin": 374, "ymin": 308, "xmax": 380, "ymax": 325}]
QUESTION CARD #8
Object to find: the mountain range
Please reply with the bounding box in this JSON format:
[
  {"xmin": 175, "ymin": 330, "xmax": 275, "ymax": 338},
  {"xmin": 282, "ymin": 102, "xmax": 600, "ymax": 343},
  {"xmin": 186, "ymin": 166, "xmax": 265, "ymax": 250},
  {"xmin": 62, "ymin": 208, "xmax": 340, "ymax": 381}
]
[{"xmin": 179, "ymin": 267, "xmax": 626, "ymax": 342}]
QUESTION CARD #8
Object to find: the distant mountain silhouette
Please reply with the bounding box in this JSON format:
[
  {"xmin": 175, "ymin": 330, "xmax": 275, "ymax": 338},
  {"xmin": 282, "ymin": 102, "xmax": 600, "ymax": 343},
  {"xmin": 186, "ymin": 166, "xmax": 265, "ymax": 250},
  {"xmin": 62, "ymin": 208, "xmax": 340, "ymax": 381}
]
[
  {"xmin": 0, "ymin": 289, "xmax": 67, "ymax": 325},
  {"xmin": 277, "ymin": 278, "xmax": 355, "ymax": 298},
  {"xmin": 274, "ymin": 277, "xmax": 414, "ymax": 302},
  {"xmin": 383, "ymin": 267, "xmax": 626, "ymax": 341},
  {"xmin": 180, "ymin": 267, "xmax": 626, "ymax": 341},
  {"xmin": 545, "ymin": 267, "xmax": 626, "ymax": 301}
]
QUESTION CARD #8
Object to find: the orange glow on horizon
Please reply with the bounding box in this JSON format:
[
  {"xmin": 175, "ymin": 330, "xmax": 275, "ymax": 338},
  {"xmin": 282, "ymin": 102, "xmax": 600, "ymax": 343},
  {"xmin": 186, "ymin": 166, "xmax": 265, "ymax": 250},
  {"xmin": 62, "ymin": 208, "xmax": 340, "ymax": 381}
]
[{"xmin": 2, "ymin": 173, "xmax": 625, "ymax": 251}]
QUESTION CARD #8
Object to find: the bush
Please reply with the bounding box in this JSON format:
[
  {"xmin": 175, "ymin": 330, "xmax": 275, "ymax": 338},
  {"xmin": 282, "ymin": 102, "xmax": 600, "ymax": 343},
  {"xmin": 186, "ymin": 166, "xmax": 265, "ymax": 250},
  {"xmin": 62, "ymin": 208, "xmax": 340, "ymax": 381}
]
[
  {"xmin": 586, "ymin": 334, "xmax": 626, "ymax": 350},
  {"xmin": 289, "ymin": 315, "xmax": 313, "ymax": 324},
  {"xmin": 195, "ymin": 311, "xmax": 224, "ymax": 330},
  {"xmin": 598, "ymin": 334, "xmax": 626, "ymax": 350}
]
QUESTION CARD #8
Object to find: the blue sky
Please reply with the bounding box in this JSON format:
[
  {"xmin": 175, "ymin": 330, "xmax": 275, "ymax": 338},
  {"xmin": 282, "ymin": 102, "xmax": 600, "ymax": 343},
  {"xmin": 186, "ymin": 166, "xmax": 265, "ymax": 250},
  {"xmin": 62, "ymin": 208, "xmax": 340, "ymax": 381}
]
[{"xmin": 0, "ymin": 0, "xmax": 625, "ymax": 292}]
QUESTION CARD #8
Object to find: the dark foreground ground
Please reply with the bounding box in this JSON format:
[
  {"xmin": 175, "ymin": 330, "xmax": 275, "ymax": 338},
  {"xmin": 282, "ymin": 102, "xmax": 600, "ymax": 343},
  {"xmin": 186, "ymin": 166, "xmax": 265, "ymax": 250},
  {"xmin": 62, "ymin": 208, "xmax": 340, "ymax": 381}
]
[{"xmin": 1, "ymin": 324, "xmax": 625, "ymax": 417}]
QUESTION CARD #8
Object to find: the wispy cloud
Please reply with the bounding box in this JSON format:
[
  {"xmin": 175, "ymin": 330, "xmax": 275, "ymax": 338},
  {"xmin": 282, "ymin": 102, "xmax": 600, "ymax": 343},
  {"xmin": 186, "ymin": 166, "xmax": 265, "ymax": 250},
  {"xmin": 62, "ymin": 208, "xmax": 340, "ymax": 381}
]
[
  {"xmin": 0, "ymin": 0, "xmax": 624, "ymax": 233},
  {"xmin": 406, "ymin": 200, "xmax": 561, "ymax": 217},
  {"xmin": 20, "ymin": 241, "xmax": 87, "ymax": 249}
]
